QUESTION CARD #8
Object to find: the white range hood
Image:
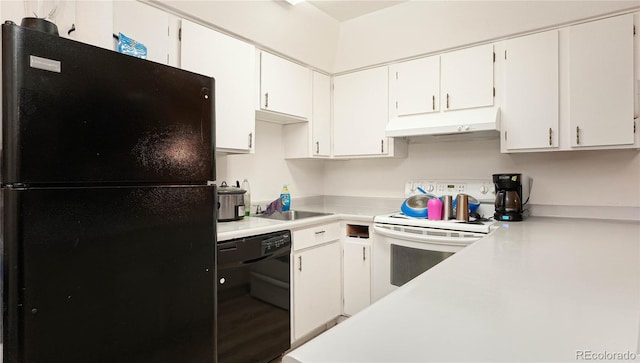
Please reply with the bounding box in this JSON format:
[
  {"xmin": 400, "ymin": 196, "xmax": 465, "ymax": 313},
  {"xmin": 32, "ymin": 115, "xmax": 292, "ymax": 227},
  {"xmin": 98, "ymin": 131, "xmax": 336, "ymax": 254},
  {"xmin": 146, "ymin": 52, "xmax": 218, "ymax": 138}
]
[{"xmin": 385, "ymin": 107, "xmax": 500, "ymax": 137}]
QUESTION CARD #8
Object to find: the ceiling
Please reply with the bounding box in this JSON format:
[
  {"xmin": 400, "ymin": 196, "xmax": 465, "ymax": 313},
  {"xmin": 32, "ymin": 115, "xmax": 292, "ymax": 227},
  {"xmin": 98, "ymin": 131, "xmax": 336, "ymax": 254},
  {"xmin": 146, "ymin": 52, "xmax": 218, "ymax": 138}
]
[{"xmin": 307, "ymin": 1, "xmax": 408, "ymax": 22}]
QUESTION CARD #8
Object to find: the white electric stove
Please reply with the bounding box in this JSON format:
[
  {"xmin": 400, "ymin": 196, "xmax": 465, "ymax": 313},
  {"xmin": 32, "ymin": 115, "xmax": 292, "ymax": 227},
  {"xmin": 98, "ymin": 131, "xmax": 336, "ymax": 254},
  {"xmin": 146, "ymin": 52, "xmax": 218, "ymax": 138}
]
[{"xmin": 372, "ymin": 179, "xmax": 498, "ymax": 301}]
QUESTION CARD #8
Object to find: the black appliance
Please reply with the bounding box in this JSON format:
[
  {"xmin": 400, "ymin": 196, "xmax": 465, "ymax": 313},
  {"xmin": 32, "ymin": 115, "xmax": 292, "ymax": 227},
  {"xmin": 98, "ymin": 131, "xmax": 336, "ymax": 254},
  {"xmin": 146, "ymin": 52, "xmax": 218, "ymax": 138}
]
[
  {"xmin": 2, "ymin": 20, "xmax": 217, "ymax": 362},
  {"xmin": 217, "ymin": 231, "xmax": 291, "ymax": 363},
  {"xmin": 493, "ymin": 173, "xmax": 525, "ymax": 221}
]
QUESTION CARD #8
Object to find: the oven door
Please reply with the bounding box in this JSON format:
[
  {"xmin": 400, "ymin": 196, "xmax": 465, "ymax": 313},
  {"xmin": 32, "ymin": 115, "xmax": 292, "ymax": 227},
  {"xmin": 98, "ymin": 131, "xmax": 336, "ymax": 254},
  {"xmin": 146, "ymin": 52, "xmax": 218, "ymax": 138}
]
[{"xmin": 372, "ymin": 223, "xmax": 483, "ymax": 302}]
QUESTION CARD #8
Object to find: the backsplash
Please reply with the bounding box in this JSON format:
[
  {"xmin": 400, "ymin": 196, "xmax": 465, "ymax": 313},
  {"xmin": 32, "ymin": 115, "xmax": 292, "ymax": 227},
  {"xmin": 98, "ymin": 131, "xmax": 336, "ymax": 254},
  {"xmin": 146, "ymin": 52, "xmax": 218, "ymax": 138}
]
[{"xmin": 218, "ymin": 122, "xmax": 640, "ymax": 211}]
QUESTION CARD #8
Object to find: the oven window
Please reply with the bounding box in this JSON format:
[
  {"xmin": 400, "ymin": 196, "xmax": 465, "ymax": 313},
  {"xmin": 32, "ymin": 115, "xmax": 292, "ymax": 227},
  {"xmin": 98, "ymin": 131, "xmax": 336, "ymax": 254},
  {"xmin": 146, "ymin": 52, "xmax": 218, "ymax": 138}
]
[{"xmin": 390, "ymin": 244, "xmax": 454, "ymax": 287}]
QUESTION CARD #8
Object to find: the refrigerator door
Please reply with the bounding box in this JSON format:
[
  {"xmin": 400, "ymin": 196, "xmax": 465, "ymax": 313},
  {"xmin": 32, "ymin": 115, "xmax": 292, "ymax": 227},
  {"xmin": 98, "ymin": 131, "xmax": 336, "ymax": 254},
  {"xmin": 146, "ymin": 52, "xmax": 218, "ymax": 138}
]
[
  {"xmin": 2, "ymin": 23, "xmax": 215, "ymax": 185},
  {"xmin": 2, "ymin": 185, "xmax": 216, "ymax": 362}
]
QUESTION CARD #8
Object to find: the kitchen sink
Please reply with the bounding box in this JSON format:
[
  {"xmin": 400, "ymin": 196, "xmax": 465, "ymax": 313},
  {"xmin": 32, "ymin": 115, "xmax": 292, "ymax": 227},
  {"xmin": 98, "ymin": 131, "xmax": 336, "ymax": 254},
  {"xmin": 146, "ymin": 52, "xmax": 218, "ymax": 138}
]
[{"xmin": 256, "ymin": 210, "xmax": 332, "ymax": 221}]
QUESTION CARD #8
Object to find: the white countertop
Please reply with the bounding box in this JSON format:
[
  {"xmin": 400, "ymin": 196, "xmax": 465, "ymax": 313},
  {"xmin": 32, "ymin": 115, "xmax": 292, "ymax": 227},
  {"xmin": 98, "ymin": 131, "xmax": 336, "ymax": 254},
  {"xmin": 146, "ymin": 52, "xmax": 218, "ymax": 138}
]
[
  {"xmin": 284, "ymin": 217, "xmax": 640, "ymax": 362},
  {"xmin": 217, "ymin": 196, "xmax": 401, "ymax": 241}
]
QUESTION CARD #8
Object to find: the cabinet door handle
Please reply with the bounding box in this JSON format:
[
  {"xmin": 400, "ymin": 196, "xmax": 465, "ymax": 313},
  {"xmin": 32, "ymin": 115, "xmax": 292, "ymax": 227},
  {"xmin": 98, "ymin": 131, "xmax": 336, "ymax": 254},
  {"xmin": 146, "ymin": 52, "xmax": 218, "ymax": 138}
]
[
  {"xmin": 248, "ymin": 132, "xmax": 253, "ymax": 148},
  {"xmin": 576, "ymin": 126, "xmax": 580, "ymax": 145},
  {"xmin": 548, "ymin": 128, "xmax": 552, "ymax": 146},
  {"xmin": 446, "ymin": 93, "xmax": 450, "ymax": 109},
  {"xmin": 265, "ymin": 92, "xmax": 269, "ymax": 108},
  {"xmin": 298, "ymin": 256, "xmax": 302, "ymax": 272},
  {"xmin": 362, "ymin": 246, "xmax": 366, "ymax": 261},
  {"xmin": 316, "ymin": 141, "xmax": 319, "ymax": 154},
  {"xmin": 381, "ymin": 139, "xmax": 384, "ymax": 153},
  {"xmin": 314, "ymin": 230, "xmax": 326, "ymax": 235},
  {"xmin": 432, "ymin": 95, "xmax": 435, "ymax": 110}
]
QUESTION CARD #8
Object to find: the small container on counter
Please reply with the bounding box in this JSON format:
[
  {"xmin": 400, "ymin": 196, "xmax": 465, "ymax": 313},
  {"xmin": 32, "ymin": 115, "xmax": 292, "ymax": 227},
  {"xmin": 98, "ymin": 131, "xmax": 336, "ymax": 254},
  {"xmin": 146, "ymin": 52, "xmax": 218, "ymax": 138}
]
[
  {"xmin": 442, "ymin": 195, "xmax": 453, "ymax": 220},
  {"xmin": 455, "ymin": 194, "xmax": 469, "ymax": 221},
  {"xmin": 427, "ymin": 197, "xmax": 442, "ymax": 220},
  {"xmin": 242, "ymin": 179, "xmax": 251, "ymax": 216}
]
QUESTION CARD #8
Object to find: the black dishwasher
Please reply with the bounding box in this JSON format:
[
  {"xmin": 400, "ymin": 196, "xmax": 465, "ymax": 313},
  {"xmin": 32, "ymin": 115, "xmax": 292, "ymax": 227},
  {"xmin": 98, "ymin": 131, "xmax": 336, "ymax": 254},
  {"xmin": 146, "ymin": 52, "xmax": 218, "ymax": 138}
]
[{"xmin": 217, "ymin": 230, "xmax": 291, "ymax": 363}]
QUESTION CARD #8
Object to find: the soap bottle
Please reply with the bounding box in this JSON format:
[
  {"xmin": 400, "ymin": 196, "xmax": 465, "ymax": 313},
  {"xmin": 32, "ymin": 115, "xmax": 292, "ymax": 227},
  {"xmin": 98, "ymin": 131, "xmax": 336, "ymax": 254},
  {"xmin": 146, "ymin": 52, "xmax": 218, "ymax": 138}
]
[
  {"xmin": 280, "ymin": 185, "xmax": 291, "ymax": 212},
  {"xmin": 242, "ymin": 179, "xmax": 251, "ymax": 216}
]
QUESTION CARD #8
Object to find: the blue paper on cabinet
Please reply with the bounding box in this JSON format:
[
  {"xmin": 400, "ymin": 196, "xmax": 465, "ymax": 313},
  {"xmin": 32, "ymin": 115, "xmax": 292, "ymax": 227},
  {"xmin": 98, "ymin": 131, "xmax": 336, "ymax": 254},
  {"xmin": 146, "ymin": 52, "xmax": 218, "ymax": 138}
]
[{"xmin": 117, "ymin": 33, "xmax": 147, "ymax": 59}]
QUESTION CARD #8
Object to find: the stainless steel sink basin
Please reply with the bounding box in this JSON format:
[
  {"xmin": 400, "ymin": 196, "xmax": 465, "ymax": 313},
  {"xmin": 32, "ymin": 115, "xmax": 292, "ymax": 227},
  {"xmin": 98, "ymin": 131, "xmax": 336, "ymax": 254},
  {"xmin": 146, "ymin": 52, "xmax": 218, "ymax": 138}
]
[{"xmin": 256, "ymin": 210, "xmax": 332, "ymax": 221}]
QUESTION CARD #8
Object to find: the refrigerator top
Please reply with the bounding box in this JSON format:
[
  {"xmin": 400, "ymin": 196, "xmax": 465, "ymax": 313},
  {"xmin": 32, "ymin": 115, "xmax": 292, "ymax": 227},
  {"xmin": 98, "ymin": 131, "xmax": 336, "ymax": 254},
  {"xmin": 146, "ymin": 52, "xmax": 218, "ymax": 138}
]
[{"xmin": 2, "ymin": 22, "xmax": 215, "ymax": 186}]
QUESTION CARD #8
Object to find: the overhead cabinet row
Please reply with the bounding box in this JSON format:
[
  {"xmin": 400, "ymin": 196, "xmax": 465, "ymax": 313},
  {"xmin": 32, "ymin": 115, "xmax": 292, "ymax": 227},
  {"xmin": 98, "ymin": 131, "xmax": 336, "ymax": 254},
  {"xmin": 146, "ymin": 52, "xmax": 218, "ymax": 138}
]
[
  {"xmin": 502, "ymin": 13, "xmax": 637, "ymax": 152},
  {"xmin": 387, "ymin": 43, "xmax": 498, "ymax": 137},
  {"xmin": 390, "ymin": 43, "xmax": 494, "ymax": 116},
  {"xmin": 52, "ymin": 3, "xmax": 637, "ymax": 155}
]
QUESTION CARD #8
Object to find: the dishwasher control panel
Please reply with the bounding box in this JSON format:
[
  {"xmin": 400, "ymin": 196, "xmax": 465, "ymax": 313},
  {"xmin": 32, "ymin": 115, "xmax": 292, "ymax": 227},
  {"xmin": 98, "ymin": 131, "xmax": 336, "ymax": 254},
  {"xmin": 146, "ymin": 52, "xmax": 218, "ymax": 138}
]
[{"xmin": 262, "ymin": 232, "xmax": 291, "ymax": 255}]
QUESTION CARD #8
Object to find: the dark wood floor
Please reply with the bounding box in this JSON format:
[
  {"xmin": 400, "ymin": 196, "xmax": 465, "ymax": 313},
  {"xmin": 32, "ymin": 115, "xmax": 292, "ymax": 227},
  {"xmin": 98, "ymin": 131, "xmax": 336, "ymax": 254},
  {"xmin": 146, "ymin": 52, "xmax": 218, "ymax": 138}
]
[{"xmin": 218, "ymin": 294, "xmax": 290, "ymax": 363}]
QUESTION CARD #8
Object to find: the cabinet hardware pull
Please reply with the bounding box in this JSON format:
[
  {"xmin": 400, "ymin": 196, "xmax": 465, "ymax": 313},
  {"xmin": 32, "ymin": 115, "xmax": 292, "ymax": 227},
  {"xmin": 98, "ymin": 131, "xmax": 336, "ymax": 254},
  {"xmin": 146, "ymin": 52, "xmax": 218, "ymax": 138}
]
[
  {"xmin": 381, "ymin": 139, "xmax": 384, "ymax": 153},
  {"xmin": 549, "ymin": 128, "xmax": 552, "ymax": 146},
  {"xmin": 432, "ymin": 95, "xmax": 435, "ymax": 110},
  {"xmin": 314, "ymin": 230, "xmax": 325, "ymax": 235},
  {"xmin": 298, "ymin": 256, "xmax": 302, "ymax": 272},
  {"xmin": 504, "ymin": 131, "xmax": 507, "ymax": 141},
  {"xmin": 576, "ymin": 126, "xmax": 580, "ymax": 145},
  {"xmin": 249, "ymin": 132, "xmax": 253, "ymax": 148},
  {"xmin": 265, "ymin": 92, "xmax": 269, "ymax": 108},
  {"xmin": 362, "ymin": 246, "xmax": 366, "ymax": 261},
  {"xmin": 446, "ymin": 93, "xmax": 450, "ymax": 109},
  {"xmin": 316, "ymin": 141, "xmax": 319, "ymax": 154}
]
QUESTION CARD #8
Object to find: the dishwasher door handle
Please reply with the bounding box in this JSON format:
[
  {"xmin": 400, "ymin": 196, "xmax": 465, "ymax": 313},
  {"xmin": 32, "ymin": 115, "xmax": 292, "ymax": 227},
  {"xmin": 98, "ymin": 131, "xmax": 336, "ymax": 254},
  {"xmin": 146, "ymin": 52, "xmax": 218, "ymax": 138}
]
[{"xmin": 242, "ymin": 253, "xmax": 274, "ymax": 265}]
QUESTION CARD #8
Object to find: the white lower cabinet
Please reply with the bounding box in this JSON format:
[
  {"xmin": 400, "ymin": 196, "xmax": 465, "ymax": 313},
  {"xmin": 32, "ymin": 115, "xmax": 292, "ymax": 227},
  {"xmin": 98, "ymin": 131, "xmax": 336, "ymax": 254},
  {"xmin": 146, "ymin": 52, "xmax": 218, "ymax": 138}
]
[
  {"xmin": 292, "ymin": 223, "xmax": 342, "ymax": 342},
  {"xmin": 342, "ymin": 239, "xmax": 371, "ymax": 316}
]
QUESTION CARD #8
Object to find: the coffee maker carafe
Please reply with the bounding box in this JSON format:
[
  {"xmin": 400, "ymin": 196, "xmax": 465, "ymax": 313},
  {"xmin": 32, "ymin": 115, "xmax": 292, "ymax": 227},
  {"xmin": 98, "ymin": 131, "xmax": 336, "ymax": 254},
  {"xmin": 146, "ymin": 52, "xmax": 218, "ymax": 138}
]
[{"xmin": 493, "ymin": 173, "xmax": 527, "ymax": 221}]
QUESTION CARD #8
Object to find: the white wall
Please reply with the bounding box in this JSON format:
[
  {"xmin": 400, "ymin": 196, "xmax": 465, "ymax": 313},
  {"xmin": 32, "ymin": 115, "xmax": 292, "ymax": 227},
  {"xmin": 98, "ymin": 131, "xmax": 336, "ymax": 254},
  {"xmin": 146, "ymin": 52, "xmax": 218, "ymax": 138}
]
[
  {"xmin": 154, "ymin": 0, "xmax": 339, "ymax": 72},
  {"xmin": 324, "ymin": 138, "xmax": 640, "ymax": 208},
  {"xmin": 218, "ymin": 120, "xmax": 326, "ymax": 206},
  {"xmin": 335, "ymin": 0, "xmax": 640, "ymax": 72},
  {"xmin": 326, "ymin": 0, "xmax": 640, "ymax": 210}
]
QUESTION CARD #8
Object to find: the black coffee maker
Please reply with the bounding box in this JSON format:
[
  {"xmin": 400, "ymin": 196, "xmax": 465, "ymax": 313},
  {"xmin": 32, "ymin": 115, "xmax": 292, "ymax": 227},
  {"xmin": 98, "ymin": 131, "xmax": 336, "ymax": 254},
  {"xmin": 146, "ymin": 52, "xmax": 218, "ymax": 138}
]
[{"xmin": 493, "ymin": 173, "xmax": 526, "ymax": 221}]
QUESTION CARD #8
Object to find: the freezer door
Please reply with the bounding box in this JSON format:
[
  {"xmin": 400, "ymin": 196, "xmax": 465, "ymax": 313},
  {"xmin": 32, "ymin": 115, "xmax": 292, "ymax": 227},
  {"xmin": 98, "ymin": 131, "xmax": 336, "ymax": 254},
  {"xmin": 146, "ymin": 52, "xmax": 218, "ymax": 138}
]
[
  {"xmin": 2, "ymin": 23, "xmax": 214, "ymax": 185},
  {"xmin": 2, "ymin": 185, "xmax": 216, "ymax": 362}
]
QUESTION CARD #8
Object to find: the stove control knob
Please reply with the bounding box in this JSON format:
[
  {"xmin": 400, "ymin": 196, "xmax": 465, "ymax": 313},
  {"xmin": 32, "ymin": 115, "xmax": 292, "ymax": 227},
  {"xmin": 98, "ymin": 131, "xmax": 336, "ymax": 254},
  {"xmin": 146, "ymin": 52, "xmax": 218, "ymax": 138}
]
[
  {"xmin": 480, "ymin": 185, "xmax": 489, "ymax": 194},
  {"xmin": 426, "ymin": 184, "xmax": 435, "ymax": 193}
]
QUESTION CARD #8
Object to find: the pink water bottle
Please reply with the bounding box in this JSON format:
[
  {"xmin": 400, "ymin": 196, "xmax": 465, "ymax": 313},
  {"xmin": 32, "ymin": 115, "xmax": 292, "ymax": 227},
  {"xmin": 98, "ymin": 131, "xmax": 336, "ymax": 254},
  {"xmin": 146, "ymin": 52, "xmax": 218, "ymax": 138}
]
[{"xmin": 427, "ymin": 198, "xmax": 442, "ymax": 220}]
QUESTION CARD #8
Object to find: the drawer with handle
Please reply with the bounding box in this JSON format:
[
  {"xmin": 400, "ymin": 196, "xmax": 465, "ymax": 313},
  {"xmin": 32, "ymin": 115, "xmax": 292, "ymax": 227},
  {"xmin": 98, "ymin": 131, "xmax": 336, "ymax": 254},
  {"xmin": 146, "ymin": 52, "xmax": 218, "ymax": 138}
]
[{"xmin": 292, "ymin": 222, "xmax": 341, "ymax": 251}]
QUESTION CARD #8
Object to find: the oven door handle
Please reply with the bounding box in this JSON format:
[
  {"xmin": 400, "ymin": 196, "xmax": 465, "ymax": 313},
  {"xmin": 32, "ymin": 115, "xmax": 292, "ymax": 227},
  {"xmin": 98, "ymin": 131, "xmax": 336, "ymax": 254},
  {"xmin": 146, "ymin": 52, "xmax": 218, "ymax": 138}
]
[{"xmin": 373, "ymin": 224, "xmax": 482, "ymax": 244}]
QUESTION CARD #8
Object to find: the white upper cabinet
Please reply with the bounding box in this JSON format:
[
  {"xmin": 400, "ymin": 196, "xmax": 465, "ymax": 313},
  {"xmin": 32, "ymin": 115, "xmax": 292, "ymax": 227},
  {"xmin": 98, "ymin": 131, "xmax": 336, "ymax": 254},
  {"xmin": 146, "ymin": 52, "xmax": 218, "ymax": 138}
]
[
  {"xmin": 504, "ymin": 30, "xmax": 559, "ymax": 151},
  {"xmin": 441, "ymin": 44, "xmax": 494, "ymax": 111},
  {"xmin": 389, "ymin": 55, "xmax": 440, "ymax": 117},
  {"xmin": 312, "ymin": 72, "xmax": 332, "ymax": 156},
  {"xmin": 113, "ymin": 1, "xmax": 178, "ymax": 66},
  {"xmin": 283, "ymin": 71, "xmax": 332, "ymax": 158},
  {"xmin": 180, "ymin": 19, "xmax": 256, "ymax": 153},
  {"xmin": 568, "ymin": 14, "xmax": 635, "ymax": 148},
  {"xmin": 259, "ymin": 52, "xmax": 311, "ymax": 121},
  {"xmin": 334, "ymin": 66, "xmax": 401, "ymax": 157}
]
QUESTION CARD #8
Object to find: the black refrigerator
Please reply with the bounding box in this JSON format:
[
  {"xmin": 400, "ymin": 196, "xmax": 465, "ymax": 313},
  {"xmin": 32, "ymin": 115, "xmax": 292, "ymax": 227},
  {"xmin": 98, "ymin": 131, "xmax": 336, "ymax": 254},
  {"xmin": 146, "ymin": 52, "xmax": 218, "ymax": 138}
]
[{"xmin": 1, "ymin": 21, "xmax": 217, "ymax": 362}]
